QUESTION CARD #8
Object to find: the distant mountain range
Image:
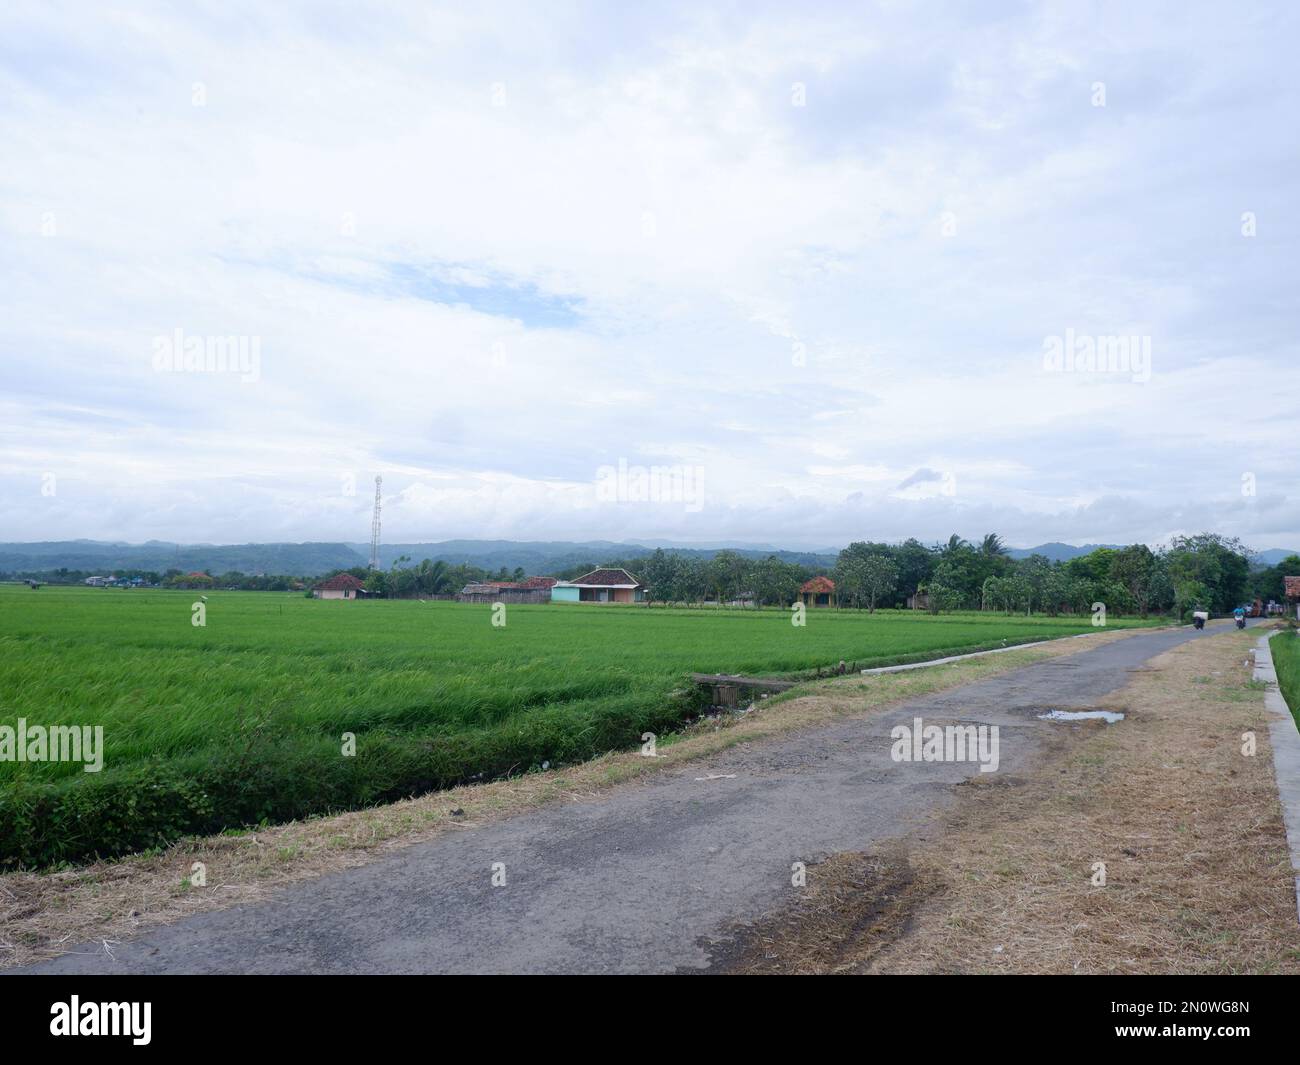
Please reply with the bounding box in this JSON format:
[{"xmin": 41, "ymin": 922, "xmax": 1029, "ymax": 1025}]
[
  {"xmin": 0, "ymin": 538, "xmax": 837, "ymax": 576},
  {"xmin": 348, "ymin": 540, "xmax": 838, "ymax": 573},
  {"xmin": 3, "ymin": 538, "xmax": 1296, "ymax": 577},
  {"xmin": 0, "ymin": 540, "xmax": 364, "ymax": 576},
  {"xmin": 1253, "ymin": 548, "xmax": 1300, "ymax": 566},
  {"xmin": 1004, "ymin": 542, "xmax": 1123, "ymax": 562},
  {"xmin": 1004, "ymin": 543, "xmax": 1300, "ymax": 566}
]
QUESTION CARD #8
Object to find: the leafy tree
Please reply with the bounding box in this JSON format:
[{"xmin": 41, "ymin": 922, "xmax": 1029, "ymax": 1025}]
[
  {"xmin": 1066, "ymin": 547, "xmax": 1117, "ymax": 585},
  {"xmin": 639, "ymin": 548, "xmax": 675, "ymax": 604},
  {"xmin": 706, "ymin": 550, "xmax": 751, "ymax": 605},
  {"xmin": 894, "ymin": 538, "xmax": 935, "ymax": 599},
  {"xmin": 1249, "ymin": 554, "xmax": 1300, "ymax": 603},
  {"xmin": 1173, "ymin": 578, "xmax": 1213, "ymax": 620},
  {"xmin": 677, "ymin": 557, "xmax": 712, "ymax": 603},
  {"xmin": 751, "ymin": 554, "xmax": 802, "ymax": 607},
  {"xmin": 860, "ymin": 555, "xmax": 897, "ymax": 612},
  {"xmin": 833, "ymin": 543, "xmax": 871, "ymax": 608},
  {"xmin": 982, "ymin": 575, "xmax": 1013, "ymax": 613},
  {"xmin": 1110, "ymin": 544, "xmax": 1157, "ymax": 617},
  {"xmin": 1144, "ymin": 554, "xmax": 1174, "ymax": 613},
  {"xmin": 1166, "ymin": 533, "xmax": 1251, "ymax": 613},
  {"xmin": 932, "ymin": 546, "xmax": 981, "ymax": 607},
  {"xmin": 1039, "ymin": 569, "xmax": 1075, "ymax": 616},
  {"xmin": 926, "ymin": 582, "xmax": 964, "ymax": 614},
  {"xmin": 836, "ymin": 547, "xmax": 898, "ymax": 612},
  {"xmin": 1015, "ymin": 554, "xmax": 1053, "ymax": 614}
]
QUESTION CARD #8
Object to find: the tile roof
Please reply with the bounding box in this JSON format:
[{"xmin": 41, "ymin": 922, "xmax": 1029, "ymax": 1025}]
[
  {"xmin": 800, "ymin": 576, "xmax": 835, "ymax": 594},
  {"xmin": 461, "ymin": 577, "xmax": 556, "ymax": 593},
  {"xmin": 467, "ymin": 579, "xmax": 553, "ymax": 595},
  {"xmin": 569, "ymin": 568, "xmax": 642, "ymax": 587},
  {"xmin": 316, "ymin": 572, "xmax": 366, "ymax": 591}
]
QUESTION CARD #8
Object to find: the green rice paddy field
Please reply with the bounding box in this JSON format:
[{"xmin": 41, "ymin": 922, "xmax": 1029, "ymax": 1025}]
[
  {"xmin": 1271, "ymin": 628, "xmax": 1300, "ymax": 728},
  {"xmin": 0, "ymin": 585, "xmax": 1158, "ymax": 867}
]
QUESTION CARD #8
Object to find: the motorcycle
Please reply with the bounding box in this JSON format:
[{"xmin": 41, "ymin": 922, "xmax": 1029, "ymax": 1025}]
[{"xmin": 1235, "ymin": 615, "xmax": 1246, "ymax": 630}]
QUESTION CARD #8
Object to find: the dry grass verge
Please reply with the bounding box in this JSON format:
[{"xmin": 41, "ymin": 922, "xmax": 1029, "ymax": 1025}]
[
  {"xmin": 712, "ymin": 627, "xmax": 1300, "ymax": 974},
  {"xmin": 0, "ymin": 628, "xmax": 1141, "ymax": 969}
]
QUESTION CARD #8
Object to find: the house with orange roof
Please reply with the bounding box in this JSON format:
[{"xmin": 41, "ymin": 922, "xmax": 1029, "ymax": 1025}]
[{"xmin": 797, "ymin": 576, "xmax": 836, "ymax": 608}]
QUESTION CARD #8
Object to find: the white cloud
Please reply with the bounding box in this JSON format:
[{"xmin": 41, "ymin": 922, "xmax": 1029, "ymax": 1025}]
[{"xmin": 1, "ymin": 0, "xmax": 1297, "ymax": 551}]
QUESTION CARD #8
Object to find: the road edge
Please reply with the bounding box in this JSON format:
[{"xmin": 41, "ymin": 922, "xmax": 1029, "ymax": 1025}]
[{"xmin": 856, "ymin": 623, "xmax": 1170, "ymax": 675}]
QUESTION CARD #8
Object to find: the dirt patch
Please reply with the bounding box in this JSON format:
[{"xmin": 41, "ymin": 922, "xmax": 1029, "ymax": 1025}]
[
  {"xmin": 712, "ymin": 627, "xmax": 1299, "ymax": 975},
  {"xmin": 692, "ymin": 844, "xmax": 941, "ymax": 975}
]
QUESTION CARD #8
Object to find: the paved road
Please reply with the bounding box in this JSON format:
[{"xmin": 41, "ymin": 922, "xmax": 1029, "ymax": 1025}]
[{"xmin": 20, "ymin": 623, "xmax": 1246, "ymax": 975}]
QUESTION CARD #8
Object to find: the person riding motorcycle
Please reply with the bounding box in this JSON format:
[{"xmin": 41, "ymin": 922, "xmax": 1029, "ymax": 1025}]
[{"xmin": 1234, "ymin": 606, "xmax": 1246, "ymax": 629}]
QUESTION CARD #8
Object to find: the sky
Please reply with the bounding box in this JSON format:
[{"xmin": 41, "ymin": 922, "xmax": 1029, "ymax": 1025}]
[{"xmin": 1, "ymin": 0, "xmax": 1297, "ymax": 551}]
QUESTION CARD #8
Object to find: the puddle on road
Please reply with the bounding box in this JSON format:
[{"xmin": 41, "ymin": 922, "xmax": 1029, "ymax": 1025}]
[{"xmin": 1037, "ymin": 709, "xmax": 1125, "ymax": 724}]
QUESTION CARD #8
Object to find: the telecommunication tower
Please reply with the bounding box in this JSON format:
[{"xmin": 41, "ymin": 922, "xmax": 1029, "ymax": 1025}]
[{"xmin": 369, "ymin": 475, "xmax": 382, "ymax": 569}]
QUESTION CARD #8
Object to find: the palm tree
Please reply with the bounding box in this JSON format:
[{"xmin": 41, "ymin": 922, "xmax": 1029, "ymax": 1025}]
[
  {"xmin": 979, "ymin": 533, "xmax": 1008, "ymax": 557},
  {"xmin": 416, "ymin": 558, "xmax": 450, "ymax": 596},
  {"xmin": 944, "ymin": 533, "xmax": 968, "ymax": 554}
]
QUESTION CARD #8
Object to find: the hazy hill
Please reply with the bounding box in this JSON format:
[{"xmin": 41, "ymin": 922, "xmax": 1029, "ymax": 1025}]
[
  {"xmin": 0, "ymin": 538, "xmax": 836, "ymax": 576},
  {"xmin": 1004, "ymin": 542, "xmax": 1123, "ymax": 562},
  {"xmin": 1006, "ymin": 543, "xmax": 1300, "ymax": 566},
  {"xmin": 358, "ymin": 540, "xmax": 838, "ymax": 573},
  {"xmin": 1255, "ymin": 548, "xmax": 1300, "ymax": 566},
  {"xmin": 0, "ymin": 540, "xmax": 365, "ymax": 576}
]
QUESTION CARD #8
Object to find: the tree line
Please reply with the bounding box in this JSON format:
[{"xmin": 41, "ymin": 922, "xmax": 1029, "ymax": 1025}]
[
  {"xmin": 20, "ymin": 532, "xmax": 1295, "ymax": 618},
  {"xmin": 559, "ymin": 533, "xmax": 1294, "ymax": 617},
  {"xmin": 358, "ymin": 557, "xmax": 526, "ymax": 598}
]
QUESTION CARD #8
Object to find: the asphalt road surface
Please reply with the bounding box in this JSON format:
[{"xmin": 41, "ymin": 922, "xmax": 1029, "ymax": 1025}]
[{"xmin": 20, "ymin": 622, "xmax": 1247, "ymax": 974}]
